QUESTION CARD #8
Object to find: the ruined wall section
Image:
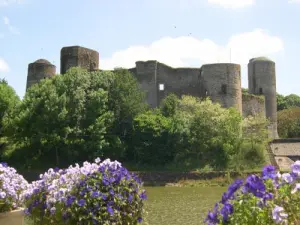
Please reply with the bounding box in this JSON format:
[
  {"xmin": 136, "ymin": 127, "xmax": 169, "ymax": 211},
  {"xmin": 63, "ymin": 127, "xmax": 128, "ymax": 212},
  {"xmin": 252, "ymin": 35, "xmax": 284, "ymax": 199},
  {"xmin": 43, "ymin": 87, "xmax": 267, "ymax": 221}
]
[
  {"xmin": 248, "ymin": 57, "xmax": 278, "ymax": 139},
  {"xmin": 133, "ymin": 61, "xmax": 158, "ymax": 108},
  {"xmin": 60, "ymin": 46, "xmax": 99, "ymax": 74},
  {"xmin": 201, "ymin": 63, "xmax": 242, "ymax": 113},
  {"xmin": 26, "ymin": 59, "xmax": 56, "ymax": 90},
  {"xmin": 155, "ymin": 62, "xmax": 203, "ymax": 105},
  {"xmin": 242, "ymin": 93, "xmax": 265, "ymax": 117}
]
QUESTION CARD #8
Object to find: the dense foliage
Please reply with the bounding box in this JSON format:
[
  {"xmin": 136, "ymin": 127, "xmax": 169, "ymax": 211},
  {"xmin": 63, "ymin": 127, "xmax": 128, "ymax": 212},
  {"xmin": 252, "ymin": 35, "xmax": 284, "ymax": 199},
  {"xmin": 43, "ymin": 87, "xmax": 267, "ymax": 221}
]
[
  {"xmin": 0, "ymin": 79, "xmax": 20, "ymax": 134},
  {"xmin": 3, "ymin": 68, "xmax": 115, "ymax": 168},
  {"xmin": 205, "ymin": 161, "xmax": 300, "ymax": 225},
  {"xmin": 0, "ymin": 162, "xmax": 28, "ymax": 213},
  {"xmin": 277, "ymin": 107, "xmax": 300, "ymax": 138},
  {"xmin": 24, "ymin": 158, "xmax": 146, "ymax": 225},
  {"xmin": 277, "ymin": 93, "xmax": 300, "ymax": 111},
  {"xmin": 0, "ymin": 71, "xmax": 272, "ymax": 171},
  {"xmin": 131, "ymin": 95, "xmax": 267, "ymax": 170},
  {"xmin": 1, "ymin": 68, "xmax": 146, "ymax": 169}
]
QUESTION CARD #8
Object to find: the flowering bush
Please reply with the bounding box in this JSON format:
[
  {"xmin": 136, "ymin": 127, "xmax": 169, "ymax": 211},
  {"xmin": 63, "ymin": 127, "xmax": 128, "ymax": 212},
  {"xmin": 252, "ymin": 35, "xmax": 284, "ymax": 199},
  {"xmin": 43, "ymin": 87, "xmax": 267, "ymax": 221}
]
[
  {"xmin": 24, "ymin": 158, "xmax": 147, "ymax": 224},
  {"xmin": 205, "ymin": 161, "xmax": 300, "ymax": 225},
  {"xmin": 0, "ymin": 162, "xmax": 29, "ymax": 213}
]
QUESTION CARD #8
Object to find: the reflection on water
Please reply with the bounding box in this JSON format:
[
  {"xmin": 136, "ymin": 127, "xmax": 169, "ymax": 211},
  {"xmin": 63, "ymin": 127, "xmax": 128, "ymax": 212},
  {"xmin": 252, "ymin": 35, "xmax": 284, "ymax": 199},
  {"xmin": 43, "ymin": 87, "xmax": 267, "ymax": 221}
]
[{"xmin": 143, "ymin": 186, "xmax": 225, "ymax": 225}]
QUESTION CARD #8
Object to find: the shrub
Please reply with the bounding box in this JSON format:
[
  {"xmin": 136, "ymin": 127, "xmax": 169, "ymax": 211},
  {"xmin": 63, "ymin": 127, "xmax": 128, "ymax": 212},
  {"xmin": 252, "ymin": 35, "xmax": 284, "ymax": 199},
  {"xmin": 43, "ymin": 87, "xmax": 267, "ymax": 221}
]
[
  {"xmin": 277, "ymin": 107, "xmax": 300, "ymax": 138},
  {"xmin": 205, "ymin": 161, "xmax": 300, "ymax": 224},
  {"xmin": 0, "ymin": 162, "xmax": 29, "ymax": 213},
  {"xmin": 24, "ymin": 158, "xmax": 147, "ymax": 225}
]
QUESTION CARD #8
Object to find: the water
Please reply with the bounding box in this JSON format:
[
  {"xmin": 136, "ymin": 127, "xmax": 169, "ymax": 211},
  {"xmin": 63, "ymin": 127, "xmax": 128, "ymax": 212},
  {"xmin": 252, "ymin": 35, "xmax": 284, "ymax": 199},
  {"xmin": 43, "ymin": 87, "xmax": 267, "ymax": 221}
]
[
  {"xmin": 143, "ymin": 186, "xmax": 225, "ymax": 225},
  {"xmin": 24, "ymin": 187, "xmax": 225, "ymax": 225}
]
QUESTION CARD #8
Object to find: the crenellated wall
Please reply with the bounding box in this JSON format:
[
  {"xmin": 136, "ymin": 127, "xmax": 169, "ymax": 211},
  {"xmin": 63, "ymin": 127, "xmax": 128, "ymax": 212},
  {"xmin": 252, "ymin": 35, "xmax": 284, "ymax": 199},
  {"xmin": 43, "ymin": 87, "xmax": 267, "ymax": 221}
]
[
  {"xmin": 156, "ymin": 62, "xmax": 203, "ymax": 106},
  {"xmin": 130, "ymin": 61, "xmax": 242, "ymax": 113},
  {"xmin": 26, "ymin": 46, "xmax": 279, "ymax": 139}
]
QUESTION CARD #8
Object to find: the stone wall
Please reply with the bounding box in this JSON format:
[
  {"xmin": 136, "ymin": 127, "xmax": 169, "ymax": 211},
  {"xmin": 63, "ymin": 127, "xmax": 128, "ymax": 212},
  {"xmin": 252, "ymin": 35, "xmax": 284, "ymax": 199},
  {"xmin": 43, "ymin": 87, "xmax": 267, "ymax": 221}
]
[
  {"xmin": 134, "ymin": 61, "xmax": 158, "ymax": 108},
  {"xmin": 248, "ymin": 57, "xmax": 278, "ymax": 138},
  {"xmin": 200, "ymin": 63, "xmax": 242, "ymax": 113},
  {"xmin": 60, "ymin": 46, "xmax": 99, "ymax": 74},
  {"xmin": 156, "ymin": 62, "xmax": 203, "ymax": 105},
  {"xmin": 131, "ymin": 61, "xmax": 242, "ymax": 113},
  {"xmin": 26, "ymin": 59, "xmax": 56, "ymax": 90},
  {"xmin": 242, "ymin": 93, "xmax": 265, "ymax": 117}
]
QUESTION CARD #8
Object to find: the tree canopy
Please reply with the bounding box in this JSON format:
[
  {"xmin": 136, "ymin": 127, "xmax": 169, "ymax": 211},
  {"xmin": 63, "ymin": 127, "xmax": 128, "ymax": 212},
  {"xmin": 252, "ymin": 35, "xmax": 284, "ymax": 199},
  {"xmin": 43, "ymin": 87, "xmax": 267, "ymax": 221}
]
[{"xmin": 2, "ymin": 68, "xmax": 147, "ymax": 169}]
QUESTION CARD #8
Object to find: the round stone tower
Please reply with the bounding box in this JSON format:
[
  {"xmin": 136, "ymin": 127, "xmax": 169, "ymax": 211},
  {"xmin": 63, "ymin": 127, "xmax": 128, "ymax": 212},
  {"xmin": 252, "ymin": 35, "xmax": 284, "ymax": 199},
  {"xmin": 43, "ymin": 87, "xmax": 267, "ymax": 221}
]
[
  {"xmin": 60, "ymin": 46, "xmax": 99, "ymax": 74},
  {"xmin": 200, "ymin": 63, "xmax": 242, "ymax": 114},
  {"xmin": 248, "ymin": 57, "xmax": 278, "ymax": 139},
  {"xmin": 26, "ymin": 59, "xmax": 56, "ymax": 90}
]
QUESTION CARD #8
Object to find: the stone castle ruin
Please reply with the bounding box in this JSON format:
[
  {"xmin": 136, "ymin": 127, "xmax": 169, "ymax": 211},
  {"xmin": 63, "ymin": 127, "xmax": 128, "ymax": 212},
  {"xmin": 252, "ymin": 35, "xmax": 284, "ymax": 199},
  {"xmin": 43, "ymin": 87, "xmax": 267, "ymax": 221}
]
[{"xmin": 26, "ymin": 45, "xmax": 279, "ymax": 139}]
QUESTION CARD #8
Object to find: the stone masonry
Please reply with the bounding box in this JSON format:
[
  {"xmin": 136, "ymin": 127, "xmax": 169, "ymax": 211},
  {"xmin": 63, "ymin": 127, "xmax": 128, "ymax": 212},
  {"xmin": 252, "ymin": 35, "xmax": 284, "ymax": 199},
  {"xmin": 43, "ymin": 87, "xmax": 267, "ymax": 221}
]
[{"xmin": 26, "ymin": 46, "xmax": 278, "ymax": 139}]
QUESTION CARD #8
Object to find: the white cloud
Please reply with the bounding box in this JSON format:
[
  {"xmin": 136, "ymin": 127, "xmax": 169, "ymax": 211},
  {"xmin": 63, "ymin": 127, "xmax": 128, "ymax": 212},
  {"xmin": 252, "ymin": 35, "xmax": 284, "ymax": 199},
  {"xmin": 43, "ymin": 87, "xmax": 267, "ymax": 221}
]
[
  {"xmin": 100, "ymin": 29, "xmax": 284, "ymax": 70},
  {"xmin": 207, "ymin": 0, "xmax": 255, "ymax": 8},
  {"xmin": 3, "ymin": 16, "xmax": 20, "ymax": 35},
  {"xmin": 0, "ymin": 0, "xmax": 22, "ymax": 7},
  {"xmin": 288, "ymin": 0, "xmax": 300, "ymax": 2},
  {"xmin": 0, "ymin": 58, "xmax": 9, "ymax": 72}
]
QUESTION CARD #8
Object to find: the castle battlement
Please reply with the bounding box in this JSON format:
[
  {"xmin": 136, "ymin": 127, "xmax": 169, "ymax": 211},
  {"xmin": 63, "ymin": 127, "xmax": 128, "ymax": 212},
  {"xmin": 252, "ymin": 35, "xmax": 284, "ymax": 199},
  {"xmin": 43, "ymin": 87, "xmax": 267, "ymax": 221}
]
[{"xmin": 26, "ymin": 45, "xmax": 278, "ymax": 139}]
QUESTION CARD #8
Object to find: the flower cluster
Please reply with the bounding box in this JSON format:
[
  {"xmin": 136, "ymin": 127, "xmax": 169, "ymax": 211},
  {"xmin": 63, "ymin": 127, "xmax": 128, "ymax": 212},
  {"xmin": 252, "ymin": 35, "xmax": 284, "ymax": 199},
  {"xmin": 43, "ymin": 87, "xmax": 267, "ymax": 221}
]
[
  {"xmin": 0, "ymin": 162, "xmax": 29, "ymax": 213},
  {"xmin": 23, "ymin": 158, "xmax": 147, "ymax": 225},
  {"xmin": 205, "ymin": 161, "xmax": 300, "ymax": 225}
]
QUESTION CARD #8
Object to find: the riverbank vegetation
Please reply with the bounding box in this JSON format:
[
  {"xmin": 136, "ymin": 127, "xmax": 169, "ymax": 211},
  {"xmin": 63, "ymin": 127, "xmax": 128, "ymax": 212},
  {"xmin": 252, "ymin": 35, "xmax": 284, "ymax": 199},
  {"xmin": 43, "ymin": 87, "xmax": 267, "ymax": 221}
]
[{"xmin": 0, "ymin": 68, "xmax": 285, "ymax": 172}]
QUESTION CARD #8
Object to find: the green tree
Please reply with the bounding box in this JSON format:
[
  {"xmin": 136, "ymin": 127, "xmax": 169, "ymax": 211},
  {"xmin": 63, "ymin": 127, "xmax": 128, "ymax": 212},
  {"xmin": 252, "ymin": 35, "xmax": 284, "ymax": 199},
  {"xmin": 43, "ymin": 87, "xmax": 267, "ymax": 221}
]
[
  {"xmin": 284, "ymin": 94, "xmax": 300, "ymax": 108},
  {"xmin": 230, "ymin": 114, "xmax": 269, "ymax": 170},
  {"xmin": 3, "ymin": 68, "xmax": 115, "ymax": 169},
  {"xmin": 160, "ymin": 93, "xmax": 179, "ymax": 117},
  {"xmin": 277, "ymin": 93, "xmax": 300, "ymax": 111},
  {"xmin": 0, "ymin": 79, "xmax": 20, "ymax": 135},
  {"xmin": 108, "ymin": 68, "xmax": 148, "ymax": 159},
  {"xmin": 277, "ymin": 107, "xmax": 300, "ymax": 138},
  {"xmin": 177, "ymin": 96, "xmax": 242, "ymax": 169},
  {"xmin": 132, "ymin": 110, "xmax": 174, "ymax": 165},
  {"xmin": 277, "ymin": 93, "xmax": 287, "ymax": 111}
]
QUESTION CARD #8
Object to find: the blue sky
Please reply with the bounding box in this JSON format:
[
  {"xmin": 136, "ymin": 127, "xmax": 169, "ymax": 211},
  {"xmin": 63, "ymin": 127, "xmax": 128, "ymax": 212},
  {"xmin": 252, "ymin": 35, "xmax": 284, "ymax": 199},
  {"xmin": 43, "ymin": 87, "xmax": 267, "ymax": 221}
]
[{"xmin": 0, "ymin": 0, "xmax": 299, "ymax": 98}]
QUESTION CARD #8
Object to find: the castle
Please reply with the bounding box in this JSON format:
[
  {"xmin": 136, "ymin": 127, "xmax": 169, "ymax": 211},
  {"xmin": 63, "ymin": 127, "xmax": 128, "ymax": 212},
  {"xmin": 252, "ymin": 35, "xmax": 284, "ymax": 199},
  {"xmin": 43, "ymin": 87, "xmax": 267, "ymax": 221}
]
[{"xmin": 26, "ymin": 45, "xmax": 279, "ymax": 139}]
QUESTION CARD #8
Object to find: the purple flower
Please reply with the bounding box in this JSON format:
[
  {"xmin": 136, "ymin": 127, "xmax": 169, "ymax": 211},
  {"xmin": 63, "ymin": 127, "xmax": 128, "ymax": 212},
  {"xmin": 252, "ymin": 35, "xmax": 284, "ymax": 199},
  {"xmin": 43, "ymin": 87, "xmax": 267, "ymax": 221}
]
[
  {"xmin": 291, "ymin": 161, "xmax": 300, "ymax": 175},
  {"xmin": 262, "ymin": 165, "xmax": 277, "ymax": 180},
  {"xmin": 272, "ymin": 205, "xmax": 288, "ymax": 224},
  {"xmin": 221, "ymin": 179, "xmax": 243, "ymax": 203},
  {"xmin": 262, "ymin": 192, "xmax": 273, "ymax": 205},
  {"xmin": 281, "ymin": 173, "xmax": 294, "ymax": 184},
  {"xmin": 50, "ymin": 207, "xmax": 56, "ymax": 215},
  {"xmin": 0, "ymin": 162, "xmax": 29, "ymax": 213},
  {"xmin": 77, "ymin": 199, "xmax": 86, "ymax": 207},
  {"xmin": 107, "ymin": 206, "xmax": 114, "ymax": 215},
  {"xmin": 243, "ymin": 175, "xmax": 266, "ymax": 197},
  {"xmin": 220, "ymin": 202, "xmax": 233, "ymax": 222},
  {"xmin": 205, "ymin": 203, "xmax": 219, "ymax": 225},
  {"xmin": 0, "ymin": 162, "xmax": 8, "ymax": 167},
  {"xmin": 139, "ymin": 190, "xmax": 147, "ymax": 200},
  {"xmin": 23, "ymin": 158, "xmax": 146, "ymax": 224}
]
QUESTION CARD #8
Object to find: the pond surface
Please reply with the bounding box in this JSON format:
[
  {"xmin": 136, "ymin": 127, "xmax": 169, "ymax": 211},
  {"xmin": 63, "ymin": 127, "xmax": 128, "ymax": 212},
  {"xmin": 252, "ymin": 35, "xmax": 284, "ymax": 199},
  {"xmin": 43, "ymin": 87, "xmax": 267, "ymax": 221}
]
[{"xmin": 143, "ymin": 186, "xmax": 225, "ymax": 225}]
